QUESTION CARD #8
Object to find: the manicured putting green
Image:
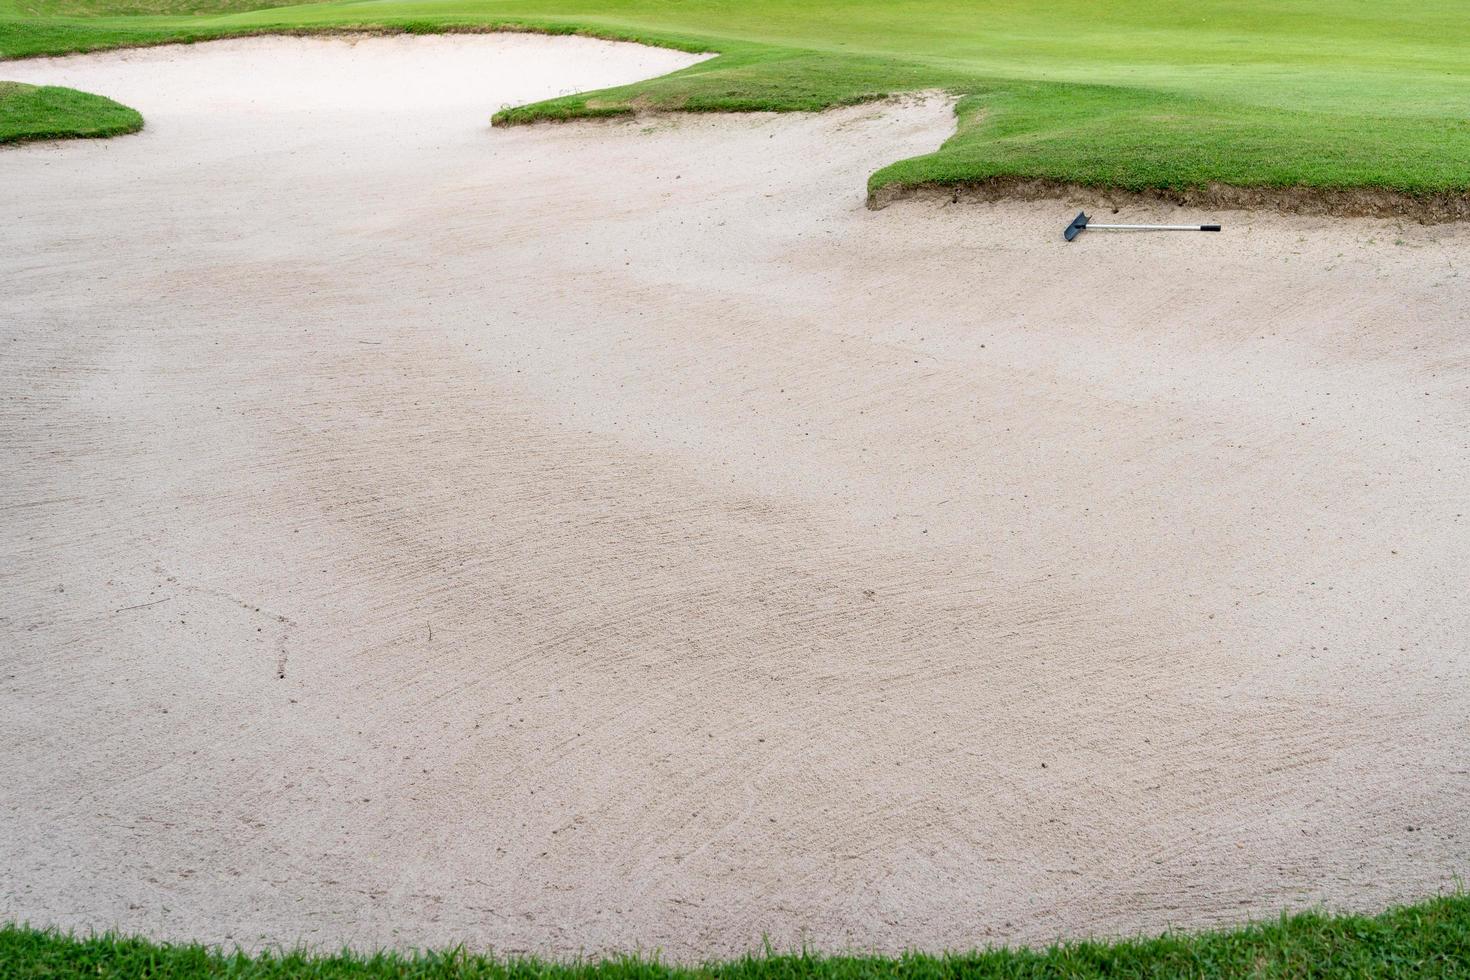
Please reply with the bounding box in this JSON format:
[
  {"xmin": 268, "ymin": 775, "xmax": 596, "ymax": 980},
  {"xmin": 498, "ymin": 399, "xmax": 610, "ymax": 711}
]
[
  {"xmin": 0, "ymin": 79, "xmax": 140, "ymax": 142},
  {"xmin": 2, "ymin": 0, "xmax": 1469, "ymax": 203}
]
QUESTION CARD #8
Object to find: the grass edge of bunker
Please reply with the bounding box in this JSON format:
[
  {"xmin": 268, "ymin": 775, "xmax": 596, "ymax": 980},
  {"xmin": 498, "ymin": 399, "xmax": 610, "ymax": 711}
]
[
  {"xmin": 2, "ymin": 0, "xmax": 1469, "ymax": 218},
  {"xmin": 0, "ymin": 78, "xmax": 140, "ymax": 142}
]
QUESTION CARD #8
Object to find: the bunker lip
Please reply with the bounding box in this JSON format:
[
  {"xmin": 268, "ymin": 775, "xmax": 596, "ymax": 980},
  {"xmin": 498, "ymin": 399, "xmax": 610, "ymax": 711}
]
[
  {"xmin": 491, "ymin": 90, "xmax": 950, "ymax": 128},
  {"xmin": 868, "ymin": 175, "xmax": 1470, "ymax": 223}
]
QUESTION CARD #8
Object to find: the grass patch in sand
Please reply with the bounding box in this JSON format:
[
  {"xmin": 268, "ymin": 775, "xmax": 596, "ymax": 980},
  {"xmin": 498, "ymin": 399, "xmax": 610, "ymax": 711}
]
[
  {"xmin": 0, "ymin": 78, "xmax": 139, "ymax": 142},
  {"xmin": 5, "ymin": 895, "xmax": 1470, "ymax": 978},
  {"xmin": 1, "ymin": 0, "xmax": 1468, "ymax": 208}
]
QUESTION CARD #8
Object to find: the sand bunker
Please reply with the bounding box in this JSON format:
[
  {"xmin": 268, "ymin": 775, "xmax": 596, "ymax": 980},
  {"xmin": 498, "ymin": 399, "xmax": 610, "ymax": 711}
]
[{"xmin": 2, "ymin": 33, "xmax": 1468, "ymax": 961}]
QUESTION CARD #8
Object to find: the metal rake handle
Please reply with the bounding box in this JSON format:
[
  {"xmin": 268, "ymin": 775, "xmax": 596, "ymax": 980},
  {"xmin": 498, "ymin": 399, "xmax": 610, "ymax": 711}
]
[{"xmin": 1064, "ymin": 211, "xmax": 1221, "ymax": 240}]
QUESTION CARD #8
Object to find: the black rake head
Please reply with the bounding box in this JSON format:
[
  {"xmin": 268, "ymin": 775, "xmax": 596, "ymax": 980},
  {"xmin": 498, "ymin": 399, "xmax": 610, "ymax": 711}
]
[{"xmin": 1064, "ymin": 211, "xmax": 1089, "ymax": 241}]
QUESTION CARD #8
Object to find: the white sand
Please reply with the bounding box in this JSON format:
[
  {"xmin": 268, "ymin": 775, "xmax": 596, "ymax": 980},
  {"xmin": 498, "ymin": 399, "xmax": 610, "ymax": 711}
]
[{"xmin": 2, "ymin": 33, "xmax": 1468, "ymax": 961}]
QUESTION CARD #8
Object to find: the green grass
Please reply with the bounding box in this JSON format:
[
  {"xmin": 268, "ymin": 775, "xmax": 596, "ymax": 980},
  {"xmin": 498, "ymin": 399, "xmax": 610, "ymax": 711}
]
[
  {"xmin": 0, "ymin": 78, "xmax": 140, "ymax": 141},
  {"xmin": 1, "ymin": 0, "xmax": 1468, "ymax": 207},
  {"xmin": 4, "ymin": 895, "xmax": 1470, "ymax": 978}
]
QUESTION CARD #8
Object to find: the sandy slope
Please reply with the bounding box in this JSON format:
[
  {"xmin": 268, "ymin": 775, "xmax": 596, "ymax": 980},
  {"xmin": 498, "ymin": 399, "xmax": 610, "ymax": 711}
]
[{"xmin": 2, "ymin": 33, "xmax": 1468, "ymax": 960}]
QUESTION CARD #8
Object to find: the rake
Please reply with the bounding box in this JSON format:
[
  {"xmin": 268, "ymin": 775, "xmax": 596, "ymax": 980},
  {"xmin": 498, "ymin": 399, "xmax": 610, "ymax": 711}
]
[{"xmin": 1064, "ymin": 211, "xmax": 1220, "ymax": 241}]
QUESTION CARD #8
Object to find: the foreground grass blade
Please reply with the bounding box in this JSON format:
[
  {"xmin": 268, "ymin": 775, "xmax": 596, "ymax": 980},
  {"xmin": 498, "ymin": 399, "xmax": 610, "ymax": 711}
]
[{"xmin": 4, "ymin": 895, "xmax": 1470, "ymax": 979}]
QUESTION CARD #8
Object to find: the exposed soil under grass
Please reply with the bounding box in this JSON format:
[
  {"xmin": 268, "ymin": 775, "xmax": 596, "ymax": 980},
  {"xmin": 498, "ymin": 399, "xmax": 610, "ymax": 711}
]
[{"xmin": 870, "ymin": 176, "xmax": 1470, "ymax": 224}]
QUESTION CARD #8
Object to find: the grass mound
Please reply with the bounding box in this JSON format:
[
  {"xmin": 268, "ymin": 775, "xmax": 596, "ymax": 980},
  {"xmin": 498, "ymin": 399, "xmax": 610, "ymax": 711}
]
[
  {"xmin": 0, "ymin": 0, "xmax": 1468, "ymax": 211},
  {"xmin": 4, "ymin": 895, "xmax": 1470, "ymax": 978},
  {"xmin": 0, "ymin": 79, "xmax": 141, "ymax": 143}
]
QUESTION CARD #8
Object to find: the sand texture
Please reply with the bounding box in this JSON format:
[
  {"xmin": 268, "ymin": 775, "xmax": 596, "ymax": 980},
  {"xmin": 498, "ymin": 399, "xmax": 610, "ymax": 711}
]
[{"xmin": 3, "ymin": 33, "xmax": 1468, "ymax": 961}]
